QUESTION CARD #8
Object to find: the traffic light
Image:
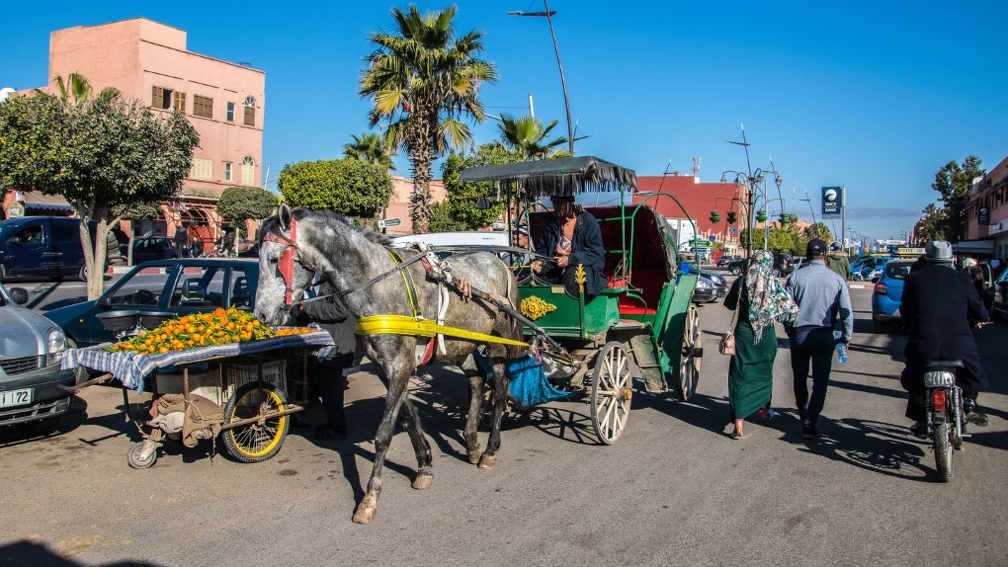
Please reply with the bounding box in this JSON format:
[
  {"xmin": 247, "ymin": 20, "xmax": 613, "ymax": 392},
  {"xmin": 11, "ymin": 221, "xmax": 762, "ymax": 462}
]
[
  {"xmin": 726, "ymin": 211, "xmax": 737, "ymax": 224},
  {"xmin": 709, "ymin": 211, "xmax": 721, "ymax": 224},
  {"xmin": 779, "ymin": 213, "xmax": 789, "ymax": 226},
  {"xmin": 757, "ymin": 209, "xmax": 768, "ymax": 223}
]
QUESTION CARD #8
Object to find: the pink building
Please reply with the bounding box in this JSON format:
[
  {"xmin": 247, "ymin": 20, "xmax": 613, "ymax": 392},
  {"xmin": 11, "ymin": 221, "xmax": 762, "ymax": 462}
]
[
  {"xmin": 3, "ymin": 18, "xmax": 265, "ymax": 243},
  {"xmin": 965, "ymin": 154, "xmax": 1008, "ymax": 260},
  {"xmin": 381, "ymin": 176, "xmax": 447, "ymax": 236}
]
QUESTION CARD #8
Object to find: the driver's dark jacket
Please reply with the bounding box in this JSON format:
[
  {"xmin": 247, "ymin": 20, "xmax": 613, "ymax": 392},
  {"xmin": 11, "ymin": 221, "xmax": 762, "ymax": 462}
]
[
  {"xmin": 899, "ymin": 264, "xmax": 988, "ymax": 417},
  {"xmin": 534, "ymin": 212, "xmax": 607, "ymax": 296}
]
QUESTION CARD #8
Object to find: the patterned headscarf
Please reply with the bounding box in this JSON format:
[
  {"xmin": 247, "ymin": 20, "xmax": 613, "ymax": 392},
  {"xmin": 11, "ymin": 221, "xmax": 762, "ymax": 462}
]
[{"xmin": 745, "ymin": 250, "xmax": 799, "ymax": 343}]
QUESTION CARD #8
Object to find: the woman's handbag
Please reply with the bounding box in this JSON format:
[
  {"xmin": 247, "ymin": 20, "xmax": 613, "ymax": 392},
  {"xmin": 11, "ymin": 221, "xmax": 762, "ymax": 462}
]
[{"xmin": 719, "ymin": 301, "xmax": 740, "ymax": 356}]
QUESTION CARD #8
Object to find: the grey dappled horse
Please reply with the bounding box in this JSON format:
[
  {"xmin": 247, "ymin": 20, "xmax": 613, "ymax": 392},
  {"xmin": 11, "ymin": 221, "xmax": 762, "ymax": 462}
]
[{"xmin": 254, "ymin": 205, "xmax": 523, "ymax": 524}]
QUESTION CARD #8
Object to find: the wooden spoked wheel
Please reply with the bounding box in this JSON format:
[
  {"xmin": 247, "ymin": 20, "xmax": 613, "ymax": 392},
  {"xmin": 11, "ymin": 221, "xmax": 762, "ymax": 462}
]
[
  {"xmin": 679, "ymin": 304, "xmax": 702, "ymax": 401},
  {"xmin": 590, "ymin": 341, "xmax": 632, "ymax": 445}
]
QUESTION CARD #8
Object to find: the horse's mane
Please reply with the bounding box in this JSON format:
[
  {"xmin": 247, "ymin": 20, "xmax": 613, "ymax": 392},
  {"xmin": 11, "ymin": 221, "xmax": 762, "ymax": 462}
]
[{"xmin": 258, "ymin": 207, "xmax": 394, "ymax": 249}]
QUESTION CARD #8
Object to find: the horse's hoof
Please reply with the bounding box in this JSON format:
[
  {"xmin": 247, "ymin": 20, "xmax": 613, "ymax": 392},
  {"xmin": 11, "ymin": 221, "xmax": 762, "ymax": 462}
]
[
  {"xmin": 467, "ymin": 450, "xmax": 482, "ymax": 465},
  {"xmin": 352, "ymin": 495, "xmax": 378, "ymax": 525},
  {"xmin": 478, "ymin": 453, "xmax": 497, "ymax": 469},
  {"xmin": 412, "ymin": 474, "xmax": 433, "ymax": 490}
]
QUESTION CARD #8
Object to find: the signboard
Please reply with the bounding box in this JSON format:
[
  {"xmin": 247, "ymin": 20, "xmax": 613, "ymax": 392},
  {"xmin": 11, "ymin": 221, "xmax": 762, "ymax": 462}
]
[
  {"xmin": 979, "ymin": 207, "xmax": 990, "ymax": 225},
  {"xmin": 822, "ymin": 186, "xmax": 843, "ymax": 219},
  {"xmin": 6, "ymin": 202, "xmax": 24, "ymax": 218},
  {"xmin": 377, "ymin": 218, "xmax": 401, "ymax": 229}
]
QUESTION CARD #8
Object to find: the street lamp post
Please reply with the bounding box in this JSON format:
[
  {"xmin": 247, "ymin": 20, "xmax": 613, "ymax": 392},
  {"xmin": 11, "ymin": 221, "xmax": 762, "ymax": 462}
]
[
  {"xmin": 720, "ymin": 126, "xmax": 782, "ymax": 257},
  {"xmin": 507, "ymin": 1, "xmax": 575, "ymax": 154}
]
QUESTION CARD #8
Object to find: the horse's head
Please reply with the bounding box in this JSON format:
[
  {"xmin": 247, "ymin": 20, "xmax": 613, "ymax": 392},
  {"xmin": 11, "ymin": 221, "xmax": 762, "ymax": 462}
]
[{"xmin": 255, "ymin": 204, "xmax": 316, "ymax": 326}]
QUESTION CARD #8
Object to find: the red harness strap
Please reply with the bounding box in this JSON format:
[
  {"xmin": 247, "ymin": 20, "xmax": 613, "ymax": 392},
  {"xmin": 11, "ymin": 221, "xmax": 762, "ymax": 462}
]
[{"xmin": 263, "ymin": 217, "xmax": 299, "ymax": 306}]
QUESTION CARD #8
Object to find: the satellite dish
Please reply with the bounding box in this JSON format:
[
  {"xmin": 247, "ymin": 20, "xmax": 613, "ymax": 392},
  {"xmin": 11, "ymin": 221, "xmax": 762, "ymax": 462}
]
[{"xmin": 0, "ymin": 87, "xmax": 15, "ymax": 102}]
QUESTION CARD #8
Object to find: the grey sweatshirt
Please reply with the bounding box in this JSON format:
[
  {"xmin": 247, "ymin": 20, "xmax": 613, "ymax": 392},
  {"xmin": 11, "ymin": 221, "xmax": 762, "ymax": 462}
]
[{"xmin": 785, "ymin": 259, "xmax": 854, "ymax": 342}]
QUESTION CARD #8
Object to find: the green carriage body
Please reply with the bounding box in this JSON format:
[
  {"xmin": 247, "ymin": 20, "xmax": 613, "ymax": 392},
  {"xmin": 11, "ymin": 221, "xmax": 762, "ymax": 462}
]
[{"xmin": 459, "ymin": 156, "xmax": 703, "ymax": 398}]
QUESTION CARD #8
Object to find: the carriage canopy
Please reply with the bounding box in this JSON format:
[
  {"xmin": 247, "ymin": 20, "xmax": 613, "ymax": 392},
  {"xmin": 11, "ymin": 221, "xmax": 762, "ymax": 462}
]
[{"xmin": 458, "ymin": 155, "xmax": 638, "ymax": 199}]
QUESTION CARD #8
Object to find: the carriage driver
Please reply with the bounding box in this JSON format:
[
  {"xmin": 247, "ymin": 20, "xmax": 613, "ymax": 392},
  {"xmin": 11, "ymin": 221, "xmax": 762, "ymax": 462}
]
[{"xmin": 530, "ymin": 194, "xmax": 607, "ymax": 298}]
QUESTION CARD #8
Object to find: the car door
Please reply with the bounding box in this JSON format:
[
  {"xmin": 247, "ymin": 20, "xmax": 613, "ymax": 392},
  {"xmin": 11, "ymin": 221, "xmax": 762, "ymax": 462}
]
[{"xmin": 5, "ymin": 221, "xmax": 49, "ymax": 279}]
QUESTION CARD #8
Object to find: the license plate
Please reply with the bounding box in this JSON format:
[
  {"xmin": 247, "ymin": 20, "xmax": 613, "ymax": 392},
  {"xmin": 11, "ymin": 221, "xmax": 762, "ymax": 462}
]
[{"xmin": 0, "ymin": 388, "xmax": 33, "ymax": 408}]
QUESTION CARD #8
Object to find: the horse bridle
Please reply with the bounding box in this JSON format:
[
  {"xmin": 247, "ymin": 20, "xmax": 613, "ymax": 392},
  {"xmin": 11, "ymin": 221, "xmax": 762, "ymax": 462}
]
[{"xmin": 262, "ymin": 216, "xmax": 299, "ymax": 306}]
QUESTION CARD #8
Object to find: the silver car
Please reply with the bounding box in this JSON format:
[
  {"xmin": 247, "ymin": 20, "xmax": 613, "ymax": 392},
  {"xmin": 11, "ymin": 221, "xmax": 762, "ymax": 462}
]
[{"xmin": 0, "ymin": 283, "xmax": 78, "ymax": 434}]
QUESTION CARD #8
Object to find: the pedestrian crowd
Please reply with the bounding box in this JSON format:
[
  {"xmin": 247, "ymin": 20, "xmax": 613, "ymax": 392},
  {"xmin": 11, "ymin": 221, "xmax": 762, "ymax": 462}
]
[{"xmin": 722, "ymin": 238, "xmax": 990, "ymax": 440}]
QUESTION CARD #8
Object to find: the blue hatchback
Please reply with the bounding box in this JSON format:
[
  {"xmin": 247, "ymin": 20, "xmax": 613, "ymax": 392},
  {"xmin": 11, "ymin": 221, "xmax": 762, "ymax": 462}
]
[{"xmin": 871, "ymin": 258, "xmax": 916, "ymax": 333}]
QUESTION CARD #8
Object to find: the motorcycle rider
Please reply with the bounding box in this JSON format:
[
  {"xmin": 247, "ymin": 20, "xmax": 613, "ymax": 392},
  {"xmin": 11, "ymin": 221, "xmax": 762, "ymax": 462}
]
[{"xmin": 900, "ymin": 240, "xmax": 990, "ymax": 437}]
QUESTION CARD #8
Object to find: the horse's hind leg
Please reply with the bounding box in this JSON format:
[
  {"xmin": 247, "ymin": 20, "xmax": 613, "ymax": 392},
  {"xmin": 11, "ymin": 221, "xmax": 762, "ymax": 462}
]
[
  {"xmin": 464, "ymin": 372, "xmax": 485, "ymax": 465},
  {"xmin": 353, "ymin": 372, "xmax": 411, "ymax": 525},
  {"xmin": 478, "ymin": 360, "xmax": 508, "ymax": 470},
  {"xmin": 398, "ymin": 396, "xmax": 433, "ymax": 489}
]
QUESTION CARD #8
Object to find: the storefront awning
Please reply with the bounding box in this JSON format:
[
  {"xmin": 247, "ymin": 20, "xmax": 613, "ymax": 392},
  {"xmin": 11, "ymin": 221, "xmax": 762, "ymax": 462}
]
[
  {"xmin": 952, "ymin": 239, "xmax": 995, "ymax": 255},
  {"xmin": 20, "ymin": 191, "xmax": 74, "ymax": 213}
]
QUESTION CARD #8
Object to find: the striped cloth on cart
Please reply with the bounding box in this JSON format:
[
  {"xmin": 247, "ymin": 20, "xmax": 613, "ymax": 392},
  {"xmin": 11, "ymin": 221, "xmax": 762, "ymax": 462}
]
[{"xmin": 61, "ymin": 330, "xmax": 335, "ymax": 394}]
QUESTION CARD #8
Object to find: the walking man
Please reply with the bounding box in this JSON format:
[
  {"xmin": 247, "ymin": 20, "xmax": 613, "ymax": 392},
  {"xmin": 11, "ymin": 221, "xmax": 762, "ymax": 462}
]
[
  {"xmin": 785, "ymin": 239, "xmax": 854, "ymax": 439},
  {"xmin": 826, "ymin": 241, "xmax": 851, "ymax": 281}
]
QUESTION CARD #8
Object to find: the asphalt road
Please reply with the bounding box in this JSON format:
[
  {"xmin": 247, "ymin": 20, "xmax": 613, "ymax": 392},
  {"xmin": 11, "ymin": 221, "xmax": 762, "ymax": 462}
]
[{"xmin": 2, "ymin": 274, "xmax": 1007, "ymax": 566}]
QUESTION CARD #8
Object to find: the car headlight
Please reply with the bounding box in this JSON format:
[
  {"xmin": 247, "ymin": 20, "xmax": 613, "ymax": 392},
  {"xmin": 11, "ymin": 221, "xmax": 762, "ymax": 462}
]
[
  {"xmin": 696, "ymin": 279, "xmax": 711, "ymax": 289},
  {"xmin": 46, "ymin": 328, "xmax": 68, "ymax": 366}
]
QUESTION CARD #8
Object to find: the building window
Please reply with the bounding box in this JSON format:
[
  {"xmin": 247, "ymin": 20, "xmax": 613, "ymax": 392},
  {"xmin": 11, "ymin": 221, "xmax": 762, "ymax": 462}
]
[
  {"xmin": 190, "ymin": 158, "xmax": 212, "ymax": 181},
  {"xmin": 226, "ymin": 101, "xmax": 235, "ymax": 122},
  {"xmin": 241, "ymin": 156, "xmax": 255, "ymax": 186},
  {"xmin": 193, "ymin": 95, "xmax": 213, "ymax": 119},
  {"xmin": 174, "ymin": 92, "xmax": 186, "ymax": 113},
  {"xmin": 243, "ymin": 96, "xmax": 256, "ymax": 127},
  {"xmin": 152, "ymin": 87, "xmax": 185, "ymax": 112},
  {"xmin": 224, "ymin": 161, "xmax": 233, "ymax": 182}
]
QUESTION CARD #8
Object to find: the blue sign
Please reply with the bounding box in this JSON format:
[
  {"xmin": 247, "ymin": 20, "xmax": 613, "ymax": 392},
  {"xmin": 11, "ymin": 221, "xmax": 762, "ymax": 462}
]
[{"xmin": 822, "ymin": 186, "xmax": 843, "ymax": 219}]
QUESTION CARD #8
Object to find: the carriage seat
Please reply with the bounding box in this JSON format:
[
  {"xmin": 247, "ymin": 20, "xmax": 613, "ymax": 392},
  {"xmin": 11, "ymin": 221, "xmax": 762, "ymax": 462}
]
[{"xmin": 609, "ymin": 269, "xmax": 665, "ymax": 317}]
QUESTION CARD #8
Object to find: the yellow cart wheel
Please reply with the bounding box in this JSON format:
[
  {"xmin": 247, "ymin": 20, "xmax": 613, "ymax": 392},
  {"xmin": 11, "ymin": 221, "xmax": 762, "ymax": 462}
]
[{"xmin": 221, "ymin": 382, "xmax": 290, "ymax": 463}]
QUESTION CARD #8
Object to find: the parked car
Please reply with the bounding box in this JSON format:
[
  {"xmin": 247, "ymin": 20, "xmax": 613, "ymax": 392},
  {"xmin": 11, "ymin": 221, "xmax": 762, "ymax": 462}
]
[
  {"xmin": 691, "ymin": 273, "xmax": 717, "ymax": 304},
  {"xmin": 871, "ymin": 258, "xmax": 915, "ymax": 333},
  {"xmin": 991, "ymin": 267, "xmax": 1008, "ymax": 321},
  {"xmin": 0, "ymin": 281, "xmax": 81, "ymax": 434},
  {"xmin": 0, "ymin": 216, "xmax": 93, "ymax": 282},
  {"xmin": 131, "ymin": 236, "xmax": 178, "ymax": 264},
  {"xmin": 716, "ymin": 255, "xmax": 741, "ymax": 268},
  {"xmin": 45, "ymin": 258, "xmax": 259, "ymax": 348},
  {"xmin": 700, "ymin": 271, "xmax": 728, "ymax": 303},
  {"xmin": 855, "ymin": 256, "xmax": 891, "ymax": 281}
]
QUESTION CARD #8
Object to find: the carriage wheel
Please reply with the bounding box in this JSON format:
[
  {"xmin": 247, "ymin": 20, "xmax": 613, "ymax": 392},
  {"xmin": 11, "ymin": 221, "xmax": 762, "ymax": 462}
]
[
  {"xmin": 590, "ymin": 341, "xmax": 633, "ymax": 445},
  {"xmin": 221, "ymin": 383, "xmax": 290, "ymax": 463},
  {"xmin": 679, "ymin": 304, "xmax": 703, "ymax": 401}
]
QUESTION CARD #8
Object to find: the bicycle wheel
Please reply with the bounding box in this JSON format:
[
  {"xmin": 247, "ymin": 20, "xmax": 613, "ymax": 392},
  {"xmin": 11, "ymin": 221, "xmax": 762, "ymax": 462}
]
[
  {"xmin": 221, "ymin": 382, "xmax": 290, "ymax": 463},
  {"xmin": 933, "ymin": 422, "xmax": 954, "ymax": 482}
]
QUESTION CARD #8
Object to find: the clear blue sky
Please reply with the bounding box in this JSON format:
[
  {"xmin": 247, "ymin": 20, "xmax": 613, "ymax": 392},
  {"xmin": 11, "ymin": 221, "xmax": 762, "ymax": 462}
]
[{"xmin": 3, "ymin": 1, "xmax": 1006, "ymax": 242}]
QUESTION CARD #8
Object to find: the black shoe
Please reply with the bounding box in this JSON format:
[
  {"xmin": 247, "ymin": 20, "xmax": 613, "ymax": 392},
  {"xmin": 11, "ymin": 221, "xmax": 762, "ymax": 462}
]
[
  {"xmin": 963, "ymin": 399, "xmax": 990, "ymax": 427},
  {"xmin": 315, "ymin": 423, "xmax": 347, "ymax": 439},
  {"xmin": 801, "ymin": 425, "xmax": 819, "ymax": 439},
  {"xmin": 909, "ymin": 421, "xmax": 929, "ymax": 439}
]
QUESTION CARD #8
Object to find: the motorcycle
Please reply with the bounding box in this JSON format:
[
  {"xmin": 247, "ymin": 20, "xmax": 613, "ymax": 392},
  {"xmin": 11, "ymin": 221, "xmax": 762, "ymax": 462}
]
[{"xmin": 922, "ymin": 359, "xmax": 966, "ymax": 482}]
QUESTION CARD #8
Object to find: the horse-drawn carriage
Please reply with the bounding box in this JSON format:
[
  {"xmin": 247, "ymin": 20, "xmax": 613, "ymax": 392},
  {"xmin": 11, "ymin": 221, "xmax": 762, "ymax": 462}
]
[
  {"xmin": 254, "ymin": 154, "xmax": 703, "ymax": 524},
  {"xmin": 458, "ymin": 155, "xmax": 703, "ymax": 444}
]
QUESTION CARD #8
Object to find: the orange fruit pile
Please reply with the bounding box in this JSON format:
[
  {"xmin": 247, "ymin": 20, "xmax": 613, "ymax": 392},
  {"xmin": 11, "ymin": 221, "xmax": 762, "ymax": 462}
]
[{"xmin": 109, "ymin": 307, "xmax": 312, "ymax": 354}]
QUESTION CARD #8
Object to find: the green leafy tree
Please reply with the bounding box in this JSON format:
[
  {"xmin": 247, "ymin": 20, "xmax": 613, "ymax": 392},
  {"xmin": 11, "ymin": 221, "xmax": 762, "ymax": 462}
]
[
  {"xmin": 803, "ymin": 222, "xmax": 833, "ymax": 243},
  {"xmin": 439, "ymin": 143, "xmax": 517, "ymax": 230},
  {"xmin": 932, "ymin": 156, "xmax": 984, "ymax": 242},
  {"xmin": 343, "ymin": 131, "xmax": 396, "ymax": 171},
  {"xmin": 496, "ymin": 113, "xmax": 568, "ymax": 160},
  {"xmin": 51, "ymin": 72, "xmax": 120, "ymax": 105},
  {"xmin": 359, "ymin": 4, "xmax": 497, "ymax": 233},
  {"xmin": 216, "ymin": 186, "xmax": 279, "ymax": 238},
  {"xmin": 914, "ymin": 203, "xmax": 947, "ymax": 244},
  {"xmin": 277, "ymin": 158, "xmax": 393, "ymax": 220},
  {"xmin": 0, "ymin": 90, "xmax": 198, "ymax": 299}
]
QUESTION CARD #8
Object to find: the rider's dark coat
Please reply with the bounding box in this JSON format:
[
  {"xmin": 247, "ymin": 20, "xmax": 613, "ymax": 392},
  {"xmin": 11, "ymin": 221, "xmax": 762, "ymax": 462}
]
[
  {"xmin": 899, "ymin": 263, "xmax": 989, "ymax": 420},
  {"xmin": 534, "ymin": 211, "xmax": 607, "ymax": 297}
]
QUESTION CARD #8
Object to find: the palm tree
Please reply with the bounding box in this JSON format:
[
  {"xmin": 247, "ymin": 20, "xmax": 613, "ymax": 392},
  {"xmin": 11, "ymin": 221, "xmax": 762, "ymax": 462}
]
[
  {"xmin": 496, "ymin": 113, "xmax": 569, "ymax": 160},
  {"xmin": 343, "ymin": 132, "xmax": 395, "ymax": 171},
  {"xmin": 359, "ymin": 5, "xmax": 497, "ymax": 233},
  {"xmin": 50, "ymin": 72, "xmax": 119, "ymax": 105}
]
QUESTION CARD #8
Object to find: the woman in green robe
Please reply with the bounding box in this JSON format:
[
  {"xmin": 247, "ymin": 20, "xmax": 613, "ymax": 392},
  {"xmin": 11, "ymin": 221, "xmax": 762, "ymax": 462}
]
[{"xmin": 723, "ymin": 250, "xmax": 799, "ymax": 439}]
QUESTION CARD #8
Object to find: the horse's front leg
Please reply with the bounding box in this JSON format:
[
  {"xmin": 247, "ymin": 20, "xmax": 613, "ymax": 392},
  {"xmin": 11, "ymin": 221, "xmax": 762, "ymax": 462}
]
[
  {"xmin": 352, "ymin": 371, "xmax": 410, "ymax": 525},
  {"xmin": 478, "ymin": 359, "xmax": 508, "ymax": 470},
  {"xmin": 397, "ymin": 396, "xmax": 433, "ymax": 489}
]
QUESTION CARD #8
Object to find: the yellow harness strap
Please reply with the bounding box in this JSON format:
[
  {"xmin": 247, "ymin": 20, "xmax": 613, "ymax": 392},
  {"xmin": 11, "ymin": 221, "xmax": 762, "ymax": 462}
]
[{"xmin": 356, "ymin": 315, "xmax": 528, "ymax": 347}]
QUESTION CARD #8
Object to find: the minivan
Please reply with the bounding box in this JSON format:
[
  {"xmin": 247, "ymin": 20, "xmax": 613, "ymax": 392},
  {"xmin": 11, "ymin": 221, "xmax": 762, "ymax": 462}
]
[{"xmin": 0, "ymin": 216, "xmax": 92, "ymax": 282}]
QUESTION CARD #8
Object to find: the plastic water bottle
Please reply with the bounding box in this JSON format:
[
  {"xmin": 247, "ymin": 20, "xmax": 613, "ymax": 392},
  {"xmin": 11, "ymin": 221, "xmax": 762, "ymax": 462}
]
[{"xmin": 834, "ymin": 331, "xmax": 848, "ymax": 364}]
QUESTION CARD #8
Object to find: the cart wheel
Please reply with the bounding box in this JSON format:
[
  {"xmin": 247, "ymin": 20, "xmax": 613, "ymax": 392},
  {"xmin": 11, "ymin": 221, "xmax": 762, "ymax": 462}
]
[
  {"xmin": 679, "ymin": 303, "xmax": 703, "ymax": 401},
  {"xmin": 221, "ymin": 382, "xmax": 290, "ymax": 463},
  {"xmin": 590, "ymin": 341, "xmax": 632, "ymax": 445},
  {"xmin": 127, "ymin": 441, "xmax": 157, "ymax": 469}
]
